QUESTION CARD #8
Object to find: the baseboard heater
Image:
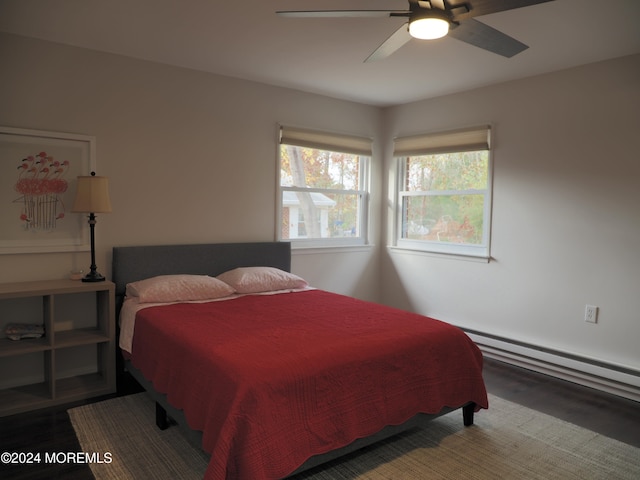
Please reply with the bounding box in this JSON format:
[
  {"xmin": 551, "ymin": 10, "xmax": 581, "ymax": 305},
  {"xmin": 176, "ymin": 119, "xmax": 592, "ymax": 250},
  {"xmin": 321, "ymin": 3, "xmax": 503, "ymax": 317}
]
[{"xmin": 463, "ymin": 328, "xmax": 640, "ymax": 403}]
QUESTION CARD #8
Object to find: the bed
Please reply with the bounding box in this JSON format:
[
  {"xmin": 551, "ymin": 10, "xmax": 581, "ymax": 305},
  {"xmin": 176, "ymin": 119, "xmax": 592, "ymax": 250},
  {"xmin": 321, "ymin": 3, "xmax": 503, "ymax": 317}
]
[{"xmin": 112, "ymin": 242, "xmax": 488, "ymax": 479}]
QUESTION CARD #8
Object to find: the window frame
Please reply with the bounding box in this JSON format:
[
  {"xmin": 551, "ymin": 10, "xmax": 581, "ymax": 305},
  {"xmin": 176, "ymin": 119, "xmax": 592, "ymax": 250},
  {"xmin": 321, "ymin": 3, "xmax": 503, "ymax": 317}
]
[
  {"xmin": 277, "ymin": 126, "xmax": 371, "ymax": 249},
  {"xmin": 394, "ymin": 126, "xmax": 493, "ymax": 259}
]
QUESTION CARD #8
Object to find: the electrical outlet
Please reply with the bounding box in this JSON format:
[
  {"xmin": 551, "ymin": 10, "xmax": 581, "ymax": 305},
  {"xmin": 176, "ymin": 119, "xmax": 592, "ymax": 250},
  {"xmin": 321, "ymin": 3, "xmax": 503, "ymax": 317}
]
[{"xmin": 585, "ymin": 305, "xmax": 598, "ymax": 324}]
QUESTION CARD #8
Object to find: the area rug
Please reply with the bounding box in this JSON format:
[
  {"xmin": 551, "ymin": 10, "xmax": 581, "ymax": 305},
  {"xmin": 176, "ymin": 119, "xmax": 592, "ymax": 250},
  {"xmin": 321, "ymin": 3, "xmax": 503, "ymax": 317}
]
[{"xmin": 69, "ymin": 393, "xmax": 640, "ymax": 479}]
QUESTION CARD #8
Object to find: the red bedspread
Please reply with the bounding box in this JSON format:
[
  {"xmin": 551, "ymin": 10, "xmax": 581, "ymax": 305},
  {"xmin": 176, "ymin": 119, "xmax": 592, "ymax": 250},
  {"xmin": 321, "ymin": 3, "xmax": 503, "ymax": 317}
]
[{"xmin": 131, "ymin": 290, "xmax": 488, "ymax": 479}]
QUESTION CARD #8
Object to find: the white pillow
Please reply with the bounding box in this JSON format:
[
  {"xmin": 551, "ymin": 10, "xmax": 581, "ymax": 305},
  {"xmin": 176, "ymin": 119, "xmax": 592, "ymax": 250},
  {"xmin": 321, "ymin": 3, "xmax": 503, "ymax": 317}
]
[
  {"xmin": 126, "ymin": 274, "xmax": 235, "ymax": 303},
  {"xmin": 217, "ymin": 267, "xmax": 308, "ymax": 294}
]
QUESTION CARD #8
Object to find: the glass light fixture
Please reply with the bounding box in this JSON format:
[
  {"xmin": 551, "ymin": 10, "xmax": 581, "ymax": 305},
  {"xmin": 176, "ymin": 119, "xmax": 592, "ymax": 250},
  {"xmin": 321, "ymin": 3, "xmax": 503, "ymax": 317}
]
[{"xmin": 409, "ymin": 13, "xmax": 450, "ymax": 40}]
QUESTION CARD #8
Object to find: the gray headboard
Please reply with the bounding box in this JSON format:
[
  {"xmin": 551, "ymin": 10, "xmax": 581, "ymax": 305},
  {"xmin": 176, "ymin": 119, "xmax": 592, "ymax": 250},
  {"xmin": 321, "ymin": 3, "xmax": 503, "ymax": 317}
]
[{"xmin": 112, "ymin": 242, "xmax": 291, "ymax": 305}]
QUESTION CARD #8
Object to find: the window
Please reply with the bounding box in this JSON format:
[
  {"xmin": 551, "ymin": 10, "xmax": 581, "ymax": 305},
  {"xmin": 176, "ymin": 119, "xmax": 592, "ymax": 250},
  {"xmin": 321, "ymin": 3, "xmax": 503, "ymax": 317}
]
[
  {"xmin": 278, "ymin": 126, "xmax": 371, "ymax": 248},
  {"xmin": 395, "ymin": 126, "xmax": 492, "ymax": 258}
]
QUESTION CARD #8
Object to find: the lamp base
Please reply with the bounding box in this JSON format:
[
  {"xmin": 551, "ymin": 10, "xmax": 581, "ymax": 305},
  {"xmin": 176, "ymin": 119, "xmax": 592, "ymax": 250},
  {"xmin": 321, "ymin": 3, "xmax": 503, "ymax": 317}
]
[{"xmin": 81, "ymin": 271, "xmax": 106, "ymax": 282}]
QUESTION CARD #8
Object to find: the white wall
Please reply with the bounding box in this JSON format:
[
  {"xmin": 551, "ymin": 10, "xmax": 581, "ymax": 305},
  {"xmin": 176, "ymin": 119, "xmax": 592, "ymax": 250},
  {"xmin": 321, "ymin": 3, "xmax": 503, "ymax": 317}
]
[
  {"xmin": 0, "ymin": 33, "xmax": 382, "ymax": 300},
  {"xmin": 1, "ymin": 33, "xmax": 638, "ymax": 385},
  {"xmin": 381, "ymin": 54, "xmax": 640, "ymax": 372}
]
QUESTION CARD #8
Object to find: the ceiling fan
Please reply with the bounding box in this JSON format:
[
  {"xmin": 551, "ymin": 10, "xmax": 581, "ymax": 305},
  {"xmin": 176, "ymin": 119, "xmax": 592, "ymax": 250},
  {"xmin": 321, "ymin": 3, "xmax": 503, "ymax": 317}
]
[{"xmin": 277, "ymin": 0, "xmax": 554, "ymax": 62}]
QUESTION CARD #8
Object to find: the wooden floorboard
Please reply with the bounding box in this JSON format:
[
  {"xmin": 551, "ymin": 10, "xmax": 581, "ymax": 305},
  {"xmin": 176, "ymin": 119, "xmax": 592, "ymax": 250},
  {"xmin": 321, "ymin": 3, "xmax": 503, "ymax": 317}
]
[
  {"xmin": 482, "ymin": 358, "xmax": 640, "ymax": 448},
  {"xmin": 0, "ymin": 358, "xmax": 638, "ymax": 479},
  {"xmin": 0, "ymin": 374, "xmax": 142, "ymax": 480}
]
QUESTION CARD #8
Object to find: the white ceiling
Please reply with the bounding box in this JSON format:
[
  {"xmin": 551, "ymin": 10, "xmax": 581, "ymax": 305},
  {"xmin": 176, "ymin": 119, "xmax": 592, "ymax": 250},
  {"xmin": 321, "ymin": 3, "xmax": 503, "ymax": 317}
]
[{"xmin": 1, "ymin": 0, "xmax": 639, "ymax": 107}]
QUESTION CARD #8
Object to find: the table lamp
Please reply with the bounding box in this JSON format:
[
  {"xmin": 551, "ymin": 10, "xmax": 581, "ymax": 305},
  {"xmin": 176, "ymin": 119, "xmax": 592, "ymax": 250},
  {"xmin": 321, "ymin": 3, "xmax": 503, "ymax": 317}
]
[{"xmin": 72, "ymin": 172, "xmax": 112, "ymax": 282}]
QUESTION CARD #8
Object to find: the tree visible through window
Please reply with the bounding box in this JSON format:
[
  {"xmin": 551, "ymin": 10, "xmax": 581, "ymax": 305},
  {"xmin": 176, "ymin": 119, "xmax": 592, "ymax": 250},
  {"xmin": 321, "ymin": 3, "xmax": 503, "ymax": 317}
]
[
  {"xmin": 278, "ymin": 126, "xmax": 370, "ymax": 247},
  {"xmin": 395, "ymin": 126, "xmax": 492, "ymax": 258}
]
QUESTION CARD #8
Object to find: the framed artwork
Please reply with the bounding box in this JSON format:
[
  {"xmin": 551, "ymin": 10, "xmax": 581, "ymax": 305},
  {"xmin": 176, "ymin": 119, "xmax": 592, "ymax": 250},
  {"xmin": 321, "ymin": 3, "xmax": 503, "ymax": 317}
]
[{"xmin": 0, "ymin": 126, "xmax": 96, "ymax": 254}]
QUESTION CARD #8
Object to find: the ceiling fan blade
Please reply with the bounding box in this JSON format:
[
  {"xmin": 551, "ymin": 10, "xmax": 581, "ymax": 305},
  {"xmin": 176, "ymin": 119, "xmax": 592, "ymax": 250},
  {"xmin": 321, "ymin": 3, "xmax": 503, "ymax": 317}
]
[
  {"xmin": 365, "ymin": 24, "xmax": 412, "ymax": 63},
  {"xmin": 448, "ymin": 17, "xmax": 528, "ymax": 57},
  {"xmin": 451, "ymin": 0, "xmax": 555, "ymax": 21},
  {"xmin": 276, "ymin": 10, "xmax": 409, "ymax": 18}
]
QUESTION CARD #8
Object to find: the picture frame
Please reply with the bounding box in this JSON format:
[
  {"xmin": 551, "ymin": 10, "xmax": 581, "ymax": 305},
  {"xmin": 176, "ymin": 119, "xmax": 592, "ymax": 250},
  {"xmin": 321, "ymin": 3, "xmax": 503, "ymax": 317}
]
[{"xmin": 0, "ymin": 126, "xmax": 96, "ymax": 254}]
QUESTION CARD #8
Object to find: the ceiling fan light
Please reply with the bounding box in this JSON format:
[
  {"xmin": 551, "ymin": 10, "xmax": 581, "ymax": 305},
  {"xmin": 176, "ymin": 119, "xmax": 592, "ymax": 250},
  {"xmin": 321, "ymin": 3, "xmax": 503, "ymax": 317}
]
[{"xmin": 409, "ymin": 17, "xmax": 449, "ymax": 40}]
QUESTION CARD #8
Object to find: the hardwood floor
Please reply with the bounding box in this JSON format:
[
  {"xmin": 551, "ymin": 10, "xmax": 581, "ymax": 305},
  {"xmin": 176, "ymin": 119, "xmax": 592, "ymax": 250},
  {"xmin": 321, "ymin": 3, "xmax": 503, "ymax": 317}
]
[
  {"xmin": 1, "ymin": 358, "xmax": 638, "ymax": 480},
  {"xmin": 0, "ymin": 374, "xmax": 142, "ymax": 480},
  {"xmin": 481, "ymin": 358, "xmax": 640, "ymax": 449}
]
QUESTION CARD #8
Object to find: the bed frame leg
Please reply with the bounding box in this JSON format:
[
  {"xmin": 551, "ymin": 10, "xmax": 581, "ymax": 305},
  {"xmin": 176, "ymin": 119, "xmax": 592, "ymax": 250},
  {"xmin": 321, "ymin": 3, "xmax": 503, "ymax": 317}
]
[
  {"xmin": 463, "ymin": 403, "xmax": 475, "ymax": 426},
  {"xmin": 155, "ymin": 402, "xmax": 170, "ymax": 430}
]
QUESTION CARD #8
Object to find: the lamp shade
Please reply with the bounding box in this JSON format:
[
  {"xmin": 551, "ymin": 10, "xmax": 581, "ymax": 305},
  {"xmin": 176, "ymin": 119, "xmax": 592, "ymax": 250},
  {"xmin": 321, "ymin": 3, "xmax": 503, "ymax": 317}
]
[{"xmin": 72, "ymin": 174, "xmax": 112, "ymax": 213}]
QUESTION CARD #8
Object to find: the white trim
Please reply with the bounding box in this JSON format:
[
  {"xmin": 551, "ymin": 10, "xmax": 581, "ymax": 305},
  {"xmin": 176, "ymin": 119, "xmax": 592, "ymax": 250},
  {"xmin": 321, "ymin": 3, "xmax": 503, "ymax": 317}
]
[
  {"xmin": 288, "ymin": 236, "xmax": 367, "ymax": 249},
  {"xmin": 465, "ymin": 330, "xmax": 640, "ymax": 402},
  {"xmin": 387, "ymin": 245, "xmax": 491, "ymax": 262},
  {"xmin": 282, "ymin": 187, "xmax": 366, "ymax": 198},
  {"xmin": 292, "ymin": 244, "xmax": 375, "ymax": 255},
  {"xmin": 395, "ymin": 238, "xmax": 489, "ymax": 258}
]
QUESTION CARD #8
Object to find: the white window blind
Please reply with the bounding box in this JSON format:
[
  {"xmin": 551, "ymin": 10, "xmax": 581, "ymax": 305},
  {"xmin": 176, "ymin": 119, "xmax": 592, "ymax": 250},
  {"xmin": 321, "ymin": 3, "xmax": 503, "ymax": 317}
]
[
  {"xmin": 280, "ymin": 126, "xmax": 372, "ymax": 156},
  {"xmin": 394, "ymin": 126, "xmax": 490, "ymax": 156}
]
